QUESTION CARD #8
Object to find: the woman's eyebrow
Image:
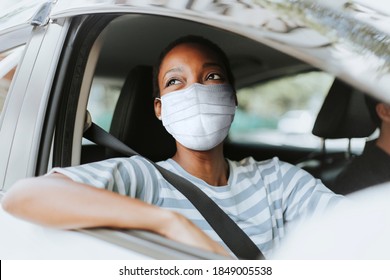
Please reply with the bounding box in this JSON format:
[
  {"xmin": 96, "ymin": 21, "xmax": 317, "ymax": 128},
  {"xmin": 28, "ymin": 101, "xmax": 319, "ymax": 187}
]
[{"xmin": 163, "ymin": 67, "xmax": 183, "ymax": 79}]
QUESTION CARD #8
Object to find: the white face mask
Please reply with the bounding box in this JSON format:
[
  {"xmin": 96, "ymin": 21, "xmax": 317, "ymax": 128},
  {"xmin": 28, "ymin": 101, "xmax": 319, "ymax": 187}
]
[{"xmin": 159, "ymin": 83, "xmax": 236, "ymax": 151}]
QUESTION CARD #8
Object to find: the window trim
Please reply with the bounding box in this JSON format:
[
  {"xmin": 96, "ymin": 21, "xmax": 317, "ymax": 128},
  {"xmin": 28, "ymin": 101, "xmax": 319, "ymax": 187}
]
[{"xmin": 52, "ymin": 14, "xmax": 116, "ymax": 168}]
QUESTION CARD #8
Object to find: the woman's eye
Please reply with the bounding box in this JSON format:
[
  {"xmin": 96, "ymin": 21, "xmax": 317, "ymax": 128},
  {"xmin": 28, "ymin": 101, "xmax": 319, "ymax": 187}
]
[
  {"xmin": 206, "ymin": 73, "xmax": 222, "ymax": 80},
  {"xmin": 166, "ymin": 78, "xmax": 181, "ymax": 87}
]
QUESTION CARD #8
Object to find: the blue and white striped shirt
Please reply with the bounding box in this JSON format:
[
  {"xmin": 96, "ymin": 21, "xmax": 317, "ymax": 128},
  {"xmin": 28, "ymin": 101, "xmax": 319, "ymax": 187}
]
[{"xmin": 51, "ymin": 155, "xmax": 342, "ymax": 258}]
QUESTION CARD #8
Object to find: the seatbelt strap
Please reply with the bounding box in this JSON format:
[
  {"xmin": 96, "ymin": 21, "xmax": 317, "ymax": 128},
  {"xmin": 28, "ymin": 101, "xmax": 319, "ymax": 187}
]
[{"xmin": 84, "ymin": 123, "xmax": 264, "ymax": 260}]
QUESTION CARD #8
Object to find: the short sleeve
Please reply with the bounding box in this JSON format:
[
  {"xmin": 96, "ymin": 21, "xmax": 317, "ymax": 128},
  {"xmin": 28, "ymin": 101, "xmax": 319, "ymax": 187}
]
[
  {"xmin": 277, "ymin": 159, "xmax": 344, "ymax": 221},
  {"xmin": 48, "ymin": 156, "xmax": 162, "ymax": 204}
]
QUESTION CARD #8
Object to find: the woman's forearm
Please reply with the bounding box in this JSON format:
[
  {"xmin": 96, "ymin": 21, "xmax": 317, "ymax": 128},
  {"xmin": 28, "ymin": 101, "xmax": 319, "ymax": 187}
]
[
  {"xmin": 1, "ymin": 173, "xmax": 173, "ymax": 234},
  {"xmin": 2, "ymin": 173, "xmax": 230, "ymax": 256}
]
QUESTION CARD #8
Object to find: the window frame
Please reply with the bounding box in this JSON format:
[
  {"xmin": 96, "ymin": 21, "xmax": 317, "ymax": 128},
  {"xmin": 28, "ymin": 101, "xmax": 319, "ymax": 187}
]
[
  {"xmin": 0, "ymin": 19, "xmax": 70, "ymax": 191},
  {"xmin": 52, "ymin": 14, "xmax": 116, "ymax": 168}
]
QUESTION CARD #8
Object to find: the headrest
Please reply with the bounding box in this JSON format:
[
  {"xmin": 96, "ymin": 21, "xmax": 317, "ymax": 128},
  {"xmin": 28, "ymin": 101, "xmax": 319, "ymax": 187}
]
[
  {"xmin": 312, "ymin": 79, "xmax": 376, "ymax": 139},
  {"xmin": 108, "ymin": 65, "xmax": 176, "ymax": 161}
]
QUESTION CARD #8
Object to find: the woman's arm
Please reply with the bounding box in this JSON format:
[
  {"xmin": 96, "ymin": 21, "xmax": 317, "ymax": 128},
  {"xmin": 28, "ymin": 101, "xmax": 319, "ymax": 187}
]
[
  {"xmin": 279, "ymin": 161, "xmax": 344, "ymax": 221},
  {"xmin": 2, "ymin": 173, "xmax": 229, "ymax": 256}
]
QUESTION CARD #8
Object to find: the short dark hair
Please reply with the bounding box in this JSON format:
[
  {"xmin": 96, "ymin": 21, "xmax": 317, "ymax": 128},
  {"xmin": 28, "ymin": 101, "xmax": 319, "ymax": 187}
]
[
  {"xmin": 365, "ymin": 95, "xmax": 381, "ymax": 128},
  {"xmin": 152, "ymin": 35, "xmax": 235, "ymax": 97}
]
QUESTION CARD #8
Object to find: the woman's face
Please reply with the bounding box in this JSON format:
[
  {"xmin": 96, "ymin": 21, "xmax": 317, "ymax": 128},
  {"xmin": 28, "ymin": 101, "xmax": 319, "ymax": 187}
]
[
  {"xmin": 157, "ymin": 42, "xmax": 229, "ymax": 97},
  {"xmin": 154, "ymin": 42, "xmax": 237, "ymax": 151}
]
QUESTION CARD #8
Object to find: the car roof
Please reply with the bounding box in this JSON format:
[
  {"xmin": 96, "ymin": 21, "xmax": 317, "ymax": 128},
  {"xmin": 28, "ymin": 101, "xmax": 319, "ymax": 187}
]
[{"xmin": 1, "ymin": 0, "xmax": 390, "ymax": 102}]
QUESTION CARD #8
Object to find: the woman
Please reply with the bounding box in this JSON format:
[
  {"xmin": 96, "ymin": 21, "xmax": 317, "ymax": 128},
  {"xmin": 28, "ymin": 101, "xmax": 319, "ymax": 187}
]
[{"xmin": 2, "ymin": 35, "xmax": 342, "ymax": 258}]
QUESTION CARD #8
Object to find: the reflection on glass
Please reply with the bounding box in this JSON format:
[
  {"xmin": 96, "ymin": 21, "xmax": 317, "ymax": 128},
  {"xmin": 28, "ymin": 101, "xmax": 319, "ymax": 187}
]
[{"xmin": 0, "ymin": 46, "xmax": 24, "ymax": 114}]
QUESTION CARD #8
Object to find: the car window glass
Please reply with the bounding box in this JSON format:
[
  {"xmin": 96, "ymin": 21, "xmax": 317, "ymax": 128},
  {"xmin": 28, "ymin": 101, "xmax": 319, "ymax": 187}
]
[
  {"xmin": 86, "ymin": 78, "xmax": 121, "ymax": 132},
  {"xmin": 230, "ymin": 71, "xmax": 366, "ymax": 152},
  {"xmin": 0, "ymin": 45, "xmax": 25, "ymax": 116}
]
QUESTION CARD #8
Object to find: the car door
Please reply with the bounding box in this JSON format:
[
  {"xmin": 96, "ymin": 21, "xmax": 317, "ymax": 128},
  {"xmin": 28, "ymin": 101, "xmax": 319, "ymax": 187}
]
[{"xmin": 0, "ymin": 8, "xmax": 68, "ymax": 190}]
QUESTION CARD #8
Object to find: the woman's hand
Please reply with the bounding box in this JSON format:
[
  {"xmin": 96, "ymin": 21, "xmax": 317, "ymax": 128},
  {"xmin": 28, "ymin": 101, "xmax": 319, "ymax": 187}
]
[{"xmin": 157, "ymin": 210, "xmax": 231, "ymax": 257}]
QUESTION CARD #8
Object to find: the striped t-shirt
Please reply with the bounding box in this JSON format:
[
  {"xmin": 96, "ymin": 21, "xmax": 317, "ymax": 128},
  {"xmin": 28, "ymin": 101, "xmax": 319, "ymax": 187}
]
[{"xmin": 51, "ymin": 155, "xmax": 342, "ymax": 258}]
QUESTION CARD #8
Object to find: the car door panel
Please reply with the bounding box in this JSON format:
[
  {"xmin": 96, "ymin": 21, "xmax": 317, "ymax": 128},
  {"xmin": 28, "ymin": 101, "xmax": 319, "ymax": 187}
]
[{"xmin": 1, "ymin": 21, "xmax": 70, "ymax": 191}]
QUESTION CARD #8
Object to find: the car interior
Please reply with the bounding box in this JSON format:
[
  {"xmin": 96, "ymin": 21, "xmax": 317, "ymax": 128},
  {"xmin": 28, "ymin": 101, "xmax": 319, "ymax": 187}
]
[
  {"xmin": 51, "ymin": 13, "xmax": 377, "ymax": 197},
  {"xmin": 296, "ymin": 79, "xmax": 376, "ymax": 193}
]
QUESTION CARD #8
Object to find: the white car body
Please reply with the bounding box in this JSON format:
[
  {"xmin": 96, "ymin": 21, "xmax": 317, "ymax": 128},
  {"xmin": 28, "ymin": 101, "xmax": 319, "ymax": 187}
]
[{"xmin": 1, "ymin": 0, "xmax": 389, "ymax": 259}]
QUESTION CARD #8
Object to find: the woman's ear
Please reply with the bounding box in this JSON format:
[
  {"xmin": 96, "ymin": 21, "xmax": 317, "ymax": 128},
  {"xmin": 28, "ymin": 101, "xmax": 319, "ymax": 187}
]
[
  {"xmin": 154, "ymin": 98, "xmax": 162, "ymax": 120},
  {"xmin": 376, "ymin": 103, "xmax": 390, "ymax": 124}
]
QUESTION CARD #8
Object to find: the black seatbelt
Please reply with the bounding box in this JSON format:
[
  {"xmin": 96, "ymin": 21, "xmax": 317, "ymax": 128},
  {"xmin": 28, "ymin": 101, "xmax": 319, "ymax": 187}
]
[{"xmin": 84, "ymin": 122, "xmax": 264, "ymax": 260}]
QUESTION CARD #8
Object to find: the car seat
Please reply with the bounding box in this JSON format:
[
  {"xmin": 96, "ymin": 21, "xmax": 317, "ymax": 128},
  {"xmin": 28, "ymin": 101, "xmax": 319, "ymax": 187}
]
[
  {"xmin": 106, "ymin": 65, "xmax": 176, "ymax": 162},
  {"xmin": 296, "ymin": 79, "xmax": 376, "ymax": 193}
]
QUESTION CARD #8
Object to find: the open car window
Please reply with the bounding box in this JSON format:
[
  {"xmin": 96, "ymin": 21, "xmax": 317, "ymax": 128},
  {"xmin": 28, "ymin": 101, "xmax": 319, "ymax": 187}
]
[
  {"xmin": 87, "ymin": 79, "xmax": 121, "ymax": 132},
  {"xmin": 231, "ymin": 71, "xmax": 368, "ymax": 153}
]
